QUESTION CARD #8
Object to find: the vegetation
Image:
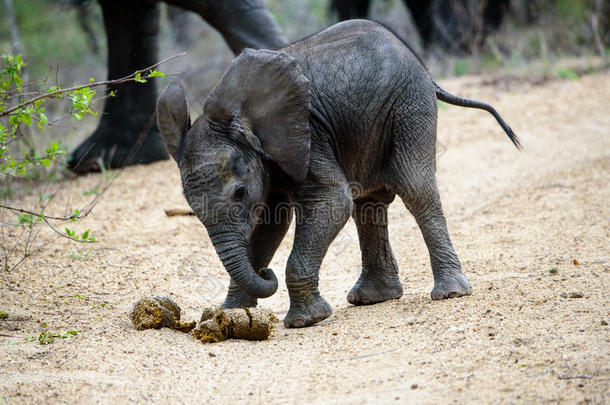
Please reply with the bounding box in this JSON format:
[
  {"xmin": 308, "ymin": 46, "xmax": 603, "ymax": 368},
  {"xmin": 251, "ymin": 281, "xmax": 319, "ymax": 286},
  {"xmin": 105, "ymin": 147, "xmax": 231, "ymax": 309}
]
[
  {"xmin": 37, "ymin": 329, "xmax": 78, "ymax": 345},
  {"xmin": 0, "ymin": 48, "xmax": 171, "ymax": 271}
]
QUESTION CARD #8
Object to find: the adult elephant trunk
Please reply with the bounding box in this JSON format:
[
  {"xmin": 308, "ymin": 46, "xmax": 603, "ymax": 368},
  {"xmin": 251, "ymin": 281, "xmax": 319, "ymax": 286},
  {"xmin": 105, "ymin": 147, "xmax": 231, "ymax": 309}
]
[{"xmin": 207, "ymin": 224, "xmax": 278, "ymax": 298}]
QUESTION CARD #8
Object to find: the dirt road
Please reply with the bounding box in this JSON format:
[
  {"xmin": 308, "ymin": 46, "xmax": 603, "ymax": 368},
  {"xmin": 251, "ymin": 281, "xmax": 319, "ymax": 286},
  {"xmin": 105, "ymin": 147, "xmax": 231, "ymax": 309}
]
[{"xmin": 1, "ymin": 72, "xmax": 608, "ymax": 404}]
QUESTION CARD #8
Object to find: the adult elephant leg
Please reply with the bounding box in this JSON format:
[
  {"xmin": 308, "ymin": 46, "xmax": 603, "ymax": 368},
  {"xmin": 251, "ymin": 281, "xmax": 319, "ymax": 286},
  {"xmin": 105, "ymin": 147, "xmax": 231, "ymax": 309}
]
[
  {"xmin": 222, "ymin": 191, "xmax": 293, "ymax": 309},
  {"xmin": 68, "ymin": 0, "xmax": 169, "ymax": 173},
  {"xmin": 330, "ymin": 0, "xmax": 370, "ymax": 21},
  {"xmin": 284, "ymin": 178, "xmax": 352, "ymax": 328},
  {"xmin": 347, "ymin": 191, "xmax": 404, "ymax": 306},
  {"xmin": 163, "ymin": 0, "xmax": 287, "ymax": 53},
  {"xmin": 402, "ymin": 0, "xmax": 435, "ymax": 47}
]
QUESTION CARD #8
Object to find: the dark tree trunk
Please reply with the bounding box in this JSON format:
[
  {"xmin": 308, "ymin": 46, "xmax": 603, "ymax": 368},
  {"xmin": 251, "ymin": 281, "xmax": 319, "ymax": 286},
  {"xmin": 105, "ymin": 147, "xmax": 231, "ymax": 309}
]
[{"xmin": 68, "ymin": 0, "xmax": 167, "ymax": 172}]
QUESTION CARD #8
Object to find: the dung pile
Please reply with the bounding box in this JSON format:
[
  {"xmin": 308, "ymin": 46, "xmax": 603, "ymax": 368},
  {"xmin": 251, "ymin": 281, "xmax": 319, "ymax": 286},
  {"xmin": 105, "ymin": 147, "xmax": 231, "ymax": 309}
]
[
  {"xmin": 193, "ymin": 307, "xmax": 276, "ymax": 343},
  {"xmin": 130, "ymin": 296, "xmax": 196, "ymax": 332},
  {"xmin": 130, "ymin": 297, "xmax": 276, "ymax": 342}
]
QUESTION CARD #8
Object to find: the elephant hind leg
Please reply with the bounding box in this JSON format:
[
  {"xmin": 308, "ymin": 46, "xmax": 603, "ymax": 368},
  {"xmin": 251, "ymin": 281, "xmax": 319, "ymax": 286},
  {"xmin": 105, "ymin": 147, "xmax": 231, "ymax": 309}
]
[
  {"xmin": 388, "ymin": 117, "xmax": 472, "ymax": 300},
  {"xmin": 392, "ymin": 167, "xmax": 472, "ymax": 300},
  {"xmin": 348, "ymin": 191, "xmax": 403, "ymax": 306}
]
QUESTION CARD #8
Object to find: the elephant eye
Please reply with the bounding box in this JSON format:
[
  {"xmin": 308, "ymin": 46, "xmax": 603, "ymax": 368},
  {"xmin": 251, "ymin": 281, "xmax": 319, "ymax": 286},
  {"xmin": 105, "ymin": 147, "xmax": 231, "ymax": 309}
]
[{"xmin": 232, "ymin": 185, "xmax": 246, "ymax": 202}]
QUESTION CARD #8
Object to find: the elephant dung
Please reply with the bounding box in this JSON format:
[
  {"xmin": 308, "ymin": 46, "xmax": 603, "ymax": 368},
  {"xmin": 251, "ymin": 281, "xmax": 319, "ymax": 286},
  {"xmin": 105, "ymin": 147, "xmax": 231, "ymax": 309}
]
[
  {"xmin": 130, "ymin": 296, "xmax": 195, "ymax": 332},
  {"xmin": 192, "ymin": 307, "xmax": 276, "ymax": 343}
]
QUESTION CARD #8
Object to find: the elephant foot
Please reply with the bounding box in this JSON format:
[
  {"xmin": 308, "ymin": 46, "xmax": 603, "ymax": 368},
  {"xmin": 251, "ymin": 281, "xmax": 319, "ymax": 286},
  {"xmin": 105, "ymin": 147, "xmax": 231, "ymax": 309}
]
[
  {"xmin": 347, "ymin": 273, "xmax": 403, "ymax": 306},
  {"xmin": 67, "ymin": 127, "xmax": 168, "ymax": 174},
  {"xmin": 221, "ymin": 285, "xmax": 258, "ymax": 309},
  {"xmin": 284, "ymin": 280, "xmax": 332, "ymax": 328},
  {"xmin": 431, "ymin": 269, "xmax": 473, "ymax": 300}
]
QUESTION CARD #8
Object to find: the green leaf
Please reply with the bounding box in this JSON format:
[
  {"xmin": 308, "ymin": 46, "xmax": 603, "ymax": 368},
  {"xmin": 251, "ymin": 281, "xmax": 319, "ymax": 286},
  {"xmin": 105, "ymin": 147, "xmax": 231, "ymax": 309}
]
[
  {"xmin": 81, "ymin": 229, "xmax": 90, "ymax": 240},
  {"xmin": 40, "ymin": 158, "xmax": 50, "ymax": 167},
  {"xmin": 134, "ymin": 72, "xmax": 146, "ymax": 83},
  {"xmin": 21, "ymin": 113, "xmax": 32, "ymax": 126},
  {"xmin": 147, "ymin": 69, "xmax": 165, "ymax": 78}
]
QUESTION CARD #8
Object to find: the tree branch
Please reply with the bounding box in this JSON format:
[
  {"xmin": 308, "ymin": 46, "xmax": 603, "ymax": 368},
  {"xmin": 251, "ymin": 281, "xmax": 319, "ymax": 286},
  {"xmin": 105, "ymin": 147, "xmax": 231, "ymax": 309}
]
[{"xmin": 0, "ymin": 52, "xmax": 185, "ymax": 117}]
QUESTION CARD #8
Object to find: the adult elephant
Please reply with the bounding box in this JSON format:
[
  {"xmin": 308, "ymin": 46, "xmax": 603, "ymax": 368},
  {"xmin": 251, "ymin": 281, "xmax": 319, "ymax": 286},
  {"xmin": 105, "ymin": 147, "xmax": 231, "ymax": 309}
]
[
  {"xmin": 330, "ymin": 0, "xmax": 510, "ymax": 54},
  {"xmin": 68, "ymin": 0, "xmax": 286, "ymax": 173}
]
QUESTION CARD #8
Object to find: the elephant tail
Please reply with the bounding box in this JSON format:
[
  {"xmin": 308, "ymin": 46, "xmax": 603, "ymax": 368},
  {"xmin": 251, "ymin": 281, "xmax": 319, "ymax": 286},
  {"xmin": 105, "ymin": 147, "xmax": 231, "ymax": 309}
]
[{"xmin": 434, "ymin": 82, "xmax": 521, "ymax": 149}]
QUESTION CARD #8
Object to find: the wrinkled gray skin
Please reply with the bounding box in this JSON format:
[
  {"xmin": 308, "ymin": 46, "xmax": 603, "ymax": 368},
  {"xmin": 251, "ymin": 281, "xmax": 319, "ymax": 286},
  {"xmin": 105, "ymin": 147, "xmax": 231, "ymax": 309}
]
[{"xmin": 157, "ymin": 20, "xmax": 519, "ymax": 328}]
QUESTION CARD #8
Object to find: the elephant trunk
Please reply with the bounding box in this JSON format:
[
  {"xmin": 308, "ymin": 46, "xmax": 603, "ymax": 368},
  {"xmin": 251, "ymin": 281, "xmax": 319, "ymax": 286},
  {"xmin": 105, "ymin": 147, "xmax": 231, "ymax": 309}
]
[{"xmin": 207, "ymin": 224, "xmax": 278, "ymax": 298}]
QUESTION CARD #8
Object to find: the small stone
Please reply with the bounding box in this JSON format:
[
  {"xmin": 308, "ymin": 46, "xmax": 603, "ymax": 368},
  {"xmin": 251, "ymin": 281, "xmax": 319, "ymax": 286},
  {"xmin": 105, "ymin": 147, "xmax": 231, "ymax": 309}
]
[
  {"xmin": 560, "ymin": 292, "xmax": 568, "ymax": 298},
  {"xmin": 411, "ymin": 384, "xmax": 418, "ymax": 389},
  {"xmin": 208, "ymin": 352, "xmax": 217, "ymax": 357},
  {"xmin": 568, "ymin": 291, "xmax": 584, "ymax": 298},
  {"xmin": 549, "ymin": 267, "xmax": 559, "ymax": 274},
  {"xmin": 601, "ymin": 320, "xmax": 608, "ymax": 326},
  {"xmin": 572, "ymin": 259, "xmax": 579, "ymax": 265}
]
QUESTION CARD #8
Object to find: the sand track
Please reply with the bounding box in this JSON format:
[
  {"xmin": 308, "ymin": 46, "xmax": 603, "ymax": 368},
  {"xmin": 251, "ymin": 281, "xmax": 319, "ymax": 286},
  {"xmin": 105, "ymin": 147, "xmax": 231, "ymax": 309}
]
[{"xmin": 1, "ymin": 73, "xmax": 608, "ymax": 404}]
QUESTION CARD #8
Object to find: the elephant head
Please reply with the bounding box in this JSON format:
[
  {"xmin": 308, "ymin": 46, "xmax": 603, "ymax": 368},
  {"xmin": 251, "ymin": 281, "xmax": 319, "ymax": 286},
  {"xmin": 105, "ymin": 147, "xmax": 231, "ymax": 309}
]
[{"xmin": 156, "ymin": 49, "xmax": 312, "ymax": 298}]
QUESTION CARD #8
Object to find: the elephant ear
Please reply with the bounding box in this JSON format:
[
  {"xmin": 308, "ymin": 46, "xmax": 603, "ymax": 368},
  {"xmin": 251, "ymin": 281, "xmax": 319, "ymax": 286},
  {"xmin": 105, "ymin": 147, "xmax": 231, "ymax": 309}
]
[
  {"xmin": 157, "ymin": 82, "xmax": 191, "ymax": 162},
  {"xmin": 204, "ymin": 48, "xmax": 312, "ymax": 181}
]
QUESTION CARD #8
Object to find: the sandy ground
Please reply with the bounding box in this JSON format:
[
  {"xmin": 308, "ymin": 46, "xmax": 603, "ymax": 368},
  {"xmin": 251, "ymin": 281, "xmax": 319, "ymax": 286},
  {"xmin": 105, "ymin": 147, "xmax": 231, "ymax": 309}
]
[{"xmin": 1, "ymin": 72, "xmax": 609, "ymax": 404}]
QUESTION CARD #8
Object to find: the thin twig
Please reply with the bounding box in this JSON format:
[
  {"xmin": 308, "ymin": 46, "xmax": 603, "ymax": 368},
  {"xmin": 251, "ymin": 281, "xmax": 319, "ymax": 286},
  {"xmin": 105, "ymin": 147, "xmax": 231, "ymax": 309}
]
[
  {"xmin": 40, "ymin": 215, "xmax": 91, "ymax": 243},
  {"xmin": 558, "ymin": 375, "xmax": 593, "ymax": 380},
  {"xmin": 0, "ymin": 204, "xmax": 84, "ymax": 221},
  {"xmin": 0, "ymin": 52, "xmax": 185, "ymax": 117}
]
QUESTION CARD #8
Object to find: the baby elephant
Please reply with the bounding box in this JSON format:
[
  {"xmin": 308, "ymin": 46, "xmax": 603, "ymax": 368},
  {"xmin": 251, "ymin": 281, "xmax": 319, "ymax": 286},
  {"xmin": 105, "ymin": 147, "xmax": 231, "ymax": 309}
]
[{"xmin": 157, "ymin": 20, "xmax": 519, "ymax": 328}]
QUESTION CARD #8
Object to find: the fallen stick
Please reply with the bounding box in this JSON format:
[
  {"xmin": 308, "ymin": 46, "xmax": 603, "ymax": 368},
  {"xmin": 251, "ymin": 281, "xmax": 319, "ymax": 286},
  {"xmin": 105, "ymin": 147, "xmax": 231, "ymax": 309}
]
[{"xmin": 164, "ymin": 208, "xmax": 195, "ymax": 217}]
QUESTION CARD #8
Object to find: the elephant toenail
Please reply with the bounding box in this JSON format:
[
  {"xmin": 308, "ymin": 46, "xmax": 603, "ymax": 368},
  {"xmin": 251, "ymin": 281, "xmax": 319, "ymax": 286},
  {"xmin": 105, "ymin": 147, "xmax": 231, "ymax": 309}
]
[{"xmin": 431, "ymin": 291, "xmax": 443, "ymax": 300}]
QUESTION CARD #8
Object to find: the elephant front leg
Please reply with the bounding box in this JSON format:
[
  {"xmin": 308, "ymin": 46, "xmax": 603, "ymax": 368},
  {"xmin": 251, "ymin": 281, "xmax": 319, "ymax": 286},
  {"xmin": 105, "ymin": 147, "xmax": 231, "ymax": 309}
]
[
  {"xmin": 284, "ymin": 184, "xmax": 352, "ymax": 328},
  {"xmin": 222, "ymin": 191, "xmax": 292, "ymax": 309}
]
